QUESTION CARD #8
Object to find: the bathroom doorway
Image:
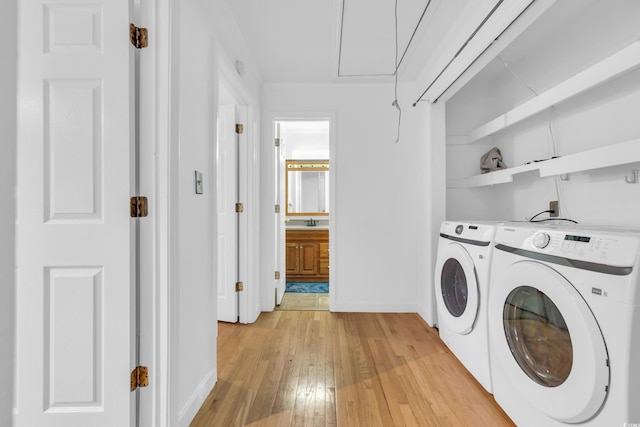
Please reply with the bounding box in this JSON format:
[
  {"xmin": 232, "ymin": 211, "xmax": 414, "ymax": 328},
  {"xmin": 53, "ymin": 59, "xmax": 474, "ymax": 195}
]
[{"xmin": 273, "ymin": 118, "xmax": 332, "ymax": 311}]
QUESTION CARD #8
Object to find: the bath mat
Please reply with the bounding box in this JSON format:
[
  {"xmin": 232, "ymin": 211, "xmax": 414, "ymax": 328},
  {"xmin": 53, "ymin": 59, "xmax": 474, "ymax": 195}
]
[{"xmin": 285, "ymin": 282, "xmax": 329, "ymax": 293}]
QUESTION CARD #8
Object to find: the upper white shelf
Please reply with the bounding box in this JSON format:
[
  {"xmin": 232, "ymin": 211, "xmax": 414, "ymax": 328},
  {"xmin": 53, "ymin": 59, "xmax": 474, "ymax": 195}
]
[
  {"xmin": 465, "ymin": 41, "xmax": 640, "ymax": 144},
  {"xmin": 449, "ymin": 139, "xmax": 640, "ymax": 188}
]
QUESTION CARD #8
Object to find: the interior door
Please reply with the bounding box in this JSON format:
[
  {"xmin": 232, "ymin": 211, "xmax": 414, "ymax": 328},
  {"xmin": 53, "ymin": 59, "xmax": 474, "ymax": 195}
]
[
  {"xmin": 15, "ymin": 1, "xmax": 135, "ymax": 426},
  {"xmin": 236, "ymin": 104, "xmax": 249, "ymax": 323},
  {"xmin": 274, "ymin": 122, "xmax": 286, "ymax": 304},
  {"xmin": 217, "ymin": 104, "xmax": 239, "ymax": 322}
]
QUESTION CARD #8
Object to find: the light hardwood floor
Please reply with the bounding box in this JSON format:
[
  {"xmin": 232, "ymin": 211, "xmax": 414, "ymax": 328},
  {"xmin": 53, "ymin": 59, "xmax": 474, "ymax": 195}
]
[
  {"xmin": 277, "ymin": 292, "xmax": 329, "ymax": 311},
  {"xmin": 190, "ymin": 311, "xmax": 515, "ymax": 426}
]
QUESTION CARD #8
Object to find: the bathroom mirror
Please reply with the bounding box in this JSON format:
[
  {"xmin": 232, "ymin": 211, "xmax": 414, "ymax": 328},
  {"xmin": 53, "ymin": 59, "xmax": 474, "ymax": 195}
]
[{"xmin": 286, "ymin": 160, "xmax": 329, "ymax": 216}]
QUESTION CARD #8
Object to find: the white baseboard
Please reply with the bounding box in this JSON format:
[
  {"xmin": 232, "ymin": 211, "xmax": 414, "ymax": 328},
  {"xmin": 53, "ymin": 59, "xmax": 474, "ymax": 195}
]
[
  {"xmin": 179, "ymin": 369, "xmax": 217, "ymax": 427},
  {"xmin": 330, "ymin": 302, "xmax": 419, "ymax": 313},
  {"xmin": 260, "ymin": 303, "xmax": 276, "ymax": 313},
  {"xmin": 417, "ymin": 305, "xmax": 438, "ymax": 328}
]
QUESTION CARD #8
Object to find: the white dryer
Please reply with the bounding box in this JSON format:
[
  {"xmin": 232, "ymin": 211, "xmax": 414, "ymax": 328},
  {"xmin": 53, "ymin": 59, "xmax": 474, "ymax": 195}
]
[
  {"xmin": 488, "ymin": 223, "xmax": 640, "ymax": 426},
  {"xmin": 435, "ymin": 221, "xmax": 498, "ymax": 393}
]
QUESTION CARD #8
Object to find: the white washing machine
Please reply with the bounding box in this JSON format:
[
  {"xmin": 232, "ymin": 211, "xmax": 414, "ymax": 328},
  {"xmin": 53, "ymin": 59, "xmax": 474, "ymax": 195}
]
[
  {"xmin": 435, "ymin": 221, "xmax": 499, "ymax": 393},
  {"xmin": 488, "ymin": 223, "xmax": 640, "ymax": 426}
]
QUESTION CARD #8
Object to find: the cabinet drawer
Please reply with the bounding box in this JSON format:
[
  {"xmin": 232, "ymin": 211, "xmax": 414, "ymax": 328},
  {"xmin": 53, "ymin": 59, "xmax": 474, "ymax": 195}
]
[
  {"xmin": 319, "ymin": 259, "xmax": 329, "ymax": 273},
  {"xmin": 319, "ymin": 242, "xmax": 329, "ymax": 259}
]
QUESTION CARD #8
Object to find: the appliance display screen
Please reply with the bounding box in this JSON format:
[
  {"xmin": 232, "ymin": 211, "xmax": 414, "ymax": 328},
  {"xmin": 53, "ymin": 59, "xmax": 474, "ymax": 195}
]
[{"xmin": 564, "ymin": 235, "xmax": 591, "ymax": 243}]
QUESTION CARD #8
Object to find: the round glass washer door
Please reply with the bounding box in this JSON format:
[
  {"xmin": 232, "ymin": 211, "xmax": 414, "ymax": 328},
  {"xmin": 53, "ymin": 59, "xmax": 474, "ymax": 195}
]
[
  {"xmin": 435, "ymin": 243, "xmax": 479, "ymax": 334},
  {"xmin": 504, "ymin": 286, "xmax": 573, "ymax": 388},
  {"xmin": 490, "ymin": 261, "xmax": 609, "ymax": 423}
]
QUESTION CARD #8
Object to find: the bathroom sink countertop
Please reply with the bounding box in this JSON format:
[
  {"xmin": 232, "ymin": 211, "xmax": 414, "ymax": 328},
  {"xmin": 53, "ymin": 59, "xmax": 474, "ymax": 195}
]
[{"xmin": 285, "ymin": 225, "xmax": 330, "ymax": 230}]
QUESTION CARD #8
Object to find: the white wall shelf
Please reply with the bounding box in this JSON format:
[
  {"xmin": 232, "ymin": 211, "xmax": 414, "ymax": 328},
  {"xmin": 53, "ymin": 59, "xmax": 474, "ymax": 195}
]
[
  {"xmin": 464, "ymin": 41, "xmax": 640, "ymax": 144},
  {"xmin": 448, "ymin": 139, "xmax": 640, "ymax": 188}
]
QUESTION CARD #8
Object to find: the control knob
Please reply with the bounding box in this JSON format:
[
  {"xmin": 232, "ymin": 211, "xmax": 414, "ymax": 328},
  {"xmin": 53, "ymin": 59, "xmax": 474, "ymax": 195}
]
[{"xmin": 532, "ymin": 232, "xmax": 551, "ymax": 249}]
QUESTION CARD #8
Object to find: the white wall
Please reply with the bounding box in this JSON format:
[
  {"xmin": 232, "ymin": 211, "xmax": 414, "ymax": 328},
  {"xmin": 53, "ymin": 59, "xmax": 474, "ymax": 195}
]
[
  {"xmin": 280, "ymin": 121, "xmax": 330, "ymax": 159},
  {"xmin": 417, "ymin": 101, "xmax": 446, "ymax": 326},
  {"xmin": 261, "ymin": 83, "xmax": 441, "ymax": 316},
  {"xmin": 446, "ymin": 0, "xmax": 640, "ymax": 227},
  {"xmin": 174, "ymin": 0, "xmax": 261, "ymax": 425},
  {"xmin": 0, "ymin": 0, "xmax": 17, "ymax": 424},
  {"xmin": 175, "ymin": 2, "xmax": 218, "ymax": 423}
]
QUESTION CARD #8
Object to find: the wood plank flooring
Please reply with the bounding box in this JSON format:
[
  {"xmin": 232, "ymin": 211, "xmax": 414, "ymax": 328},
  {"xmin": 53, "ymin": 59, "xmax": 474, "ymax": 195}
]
[
  {"xmin": 190, "ymin": 311, "xmax": 515, "ymax": 426},
  {"xmin": 277, "ymin": 293, "xmax": 329, "ymax": 311}
]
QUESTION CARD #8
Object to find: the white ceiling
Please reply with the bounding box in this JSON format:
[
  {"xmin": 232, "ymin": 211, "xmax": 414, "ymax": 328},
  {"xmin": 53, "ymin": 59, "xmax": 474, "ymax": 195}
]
[
  {"xmin": 227, "ymin": 0, "xmax": 492, "ymax": 84},
  {"xmin": 278, "ymin": 120, "xmax": 330, "ymax": 158}
]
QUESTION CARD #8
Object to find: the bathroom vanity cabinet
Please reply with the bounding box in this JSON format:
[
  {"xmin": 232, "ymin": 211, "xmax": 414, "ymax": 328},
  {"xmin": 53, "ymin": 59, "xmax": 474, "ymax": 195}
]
[{"xmin": 286, "ymin": 229, "xmax": 329, "ymax": 282}]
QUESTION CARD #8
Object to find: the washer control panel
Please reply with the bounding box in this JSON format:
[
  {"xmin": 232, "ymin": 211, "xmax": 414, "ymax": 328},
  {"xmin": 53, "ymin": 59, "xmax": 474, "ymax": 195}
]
[
  {"xmin": 531, "ymin": 232, "xmax": 551, "ymax": 249},
  {"xmin": 441, "ymin": 221, "xmax": 499, "ymax": 242},
  {"xmin": 497, "ymin": 226, "xmax": 640, "ymax": 267}
]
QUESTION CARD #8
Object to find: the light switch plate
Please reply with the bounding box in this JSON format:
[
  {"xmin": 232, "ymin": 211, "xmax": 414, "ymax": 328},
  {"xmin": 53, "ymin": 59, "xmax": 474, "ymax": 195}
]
[{"xmin": 195, "ymin": 171, "xmax": 203, "ymax": 194}]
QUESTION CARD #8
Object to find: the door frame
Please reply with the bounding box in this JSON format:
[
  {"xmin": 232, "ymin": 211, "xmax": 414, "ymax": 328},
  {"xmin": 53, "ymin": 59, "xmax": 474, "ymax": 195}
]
[
  {"xmin": 264, "ymin": 112, "xmax": 337, "ymax": 312},
  {"xmin": 216, "ymin": 47, "xmax": 259, "ymax": 324},
  {"xmin": 141, "ymin": 0, "xmax": 179, "ymax": 425},
  {"xmin": 148, "ymin": 5, "xmax": 262, "ymax": 425},
  {"xmin": 1, "ymin": 1, "xmax": 17, "ymax": 425}
]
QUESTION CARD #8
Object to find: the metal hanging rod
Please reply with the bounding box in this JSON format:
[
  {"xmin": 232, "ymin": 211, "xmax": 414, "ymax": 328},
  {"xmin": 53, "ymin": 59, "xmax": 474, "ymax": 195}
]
[{"xmin": 412, "ymin": 0, "xmax": 542, "ymax": 106}]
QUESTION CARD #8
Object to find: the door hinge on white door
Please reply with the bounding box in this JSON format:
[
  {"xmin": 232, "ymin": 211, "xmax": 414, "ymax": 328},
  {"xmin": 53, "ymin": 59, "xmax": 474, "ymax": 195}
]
[
  {"xmin": 130, "ymin": 24, "xmax": 148, "ymax": 49},
  {"xmin": 235, "ymin": 202, "xmax": 244, "ymax": 213},
  {"xmin": 275, "ymin": 271, "xmax": 281, "ymax": 280},
  {"xmin": 235, "ymin": 281, "xmax": 244, "ymax": 292},
  {"xmin": 130, "ymin": 196, "xmax": 148, "ymax": 218},
  {"xmin": 130, "ymin": 366, "xmax": 149, "ymax": 391},
  {"xmin": 235, "ymin": 124, "xmax": 244, "ymax": 134},
  {"xmin": 274, "ymin": 138, "xmax": 280, "ymax": 147},
  {"xmin": 275, "ymin": 204, "xmax": 280, "ymax": 213}
]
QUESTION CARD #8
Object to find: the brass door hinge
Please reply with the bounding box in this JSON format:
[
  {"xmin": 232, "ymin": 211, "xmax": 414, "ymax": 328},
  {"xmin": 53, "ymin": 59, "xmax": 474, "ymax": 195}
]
[
  {"xmin": 275, "ymin": 271, "xmax": 281, "ymax": 280},
  {"xmin": 275, "ymin": 204, "xmax": 280, "ymax": 213},
  {"xmin": 235, "ymin": 282, "xmax": 244, "ymax": 292},
  {"xmin": 235, "ymin": 124, "xmax": 244, "ymax": 134},
  {"xmin": 130, "ymin": 24, "xmax": 148, "ymax": 49},
  {"xmin": 130, "ymin": 366, "xmax": 149, "ymax": 391},
  {"xmin": 130, "ymin": 196, "xmax": 148, "ymax": 218},
  {"xmin": 235, "ymin": 203, "xmax": 244, "ymax": 213},
  {"xmin": 274, "ymin": 138, "xmax": 280, "ymax": 147}
]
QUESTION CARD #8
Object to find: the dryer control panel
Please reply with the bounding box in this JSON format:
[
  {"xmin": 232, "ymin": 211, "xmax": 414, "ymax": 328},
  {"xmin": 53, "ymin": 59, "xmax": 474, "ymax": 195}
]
[{"xmin": 497, "ymin": 226, "xmax": 640, "ymax": 268}]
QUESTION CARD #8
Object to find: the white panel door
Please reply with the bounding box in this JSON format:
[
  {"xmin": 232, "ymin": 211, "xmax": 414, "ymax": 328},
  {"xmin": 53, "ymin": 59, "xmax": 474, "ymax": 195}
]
[
  {"xmin": 217, "ymin": 104, "xmax": 238, "ymax": 322},
  {"xmin": 274, "ymin": 122, "xmax": 286, "ymax": 305},
  {"xmin": 15, "ymin": 1, "xmax": 134, "ymax": 426},
  {"xmin": 236, "ymin": 105, "xmax": 250, "ymax": 323}
]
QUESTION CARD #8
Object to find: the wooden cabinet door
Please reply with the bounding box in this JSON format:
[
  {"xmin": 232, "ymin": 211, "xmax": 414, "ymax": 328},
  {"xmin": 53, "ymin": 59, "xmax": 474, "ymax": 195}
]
[
  {"xmin": 286, "ymin": 242, "xmax": 300, "ymax": 275},
  {"xmin": 299, "ymin": 243, "xmax": 319, "ymax": 276}
]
